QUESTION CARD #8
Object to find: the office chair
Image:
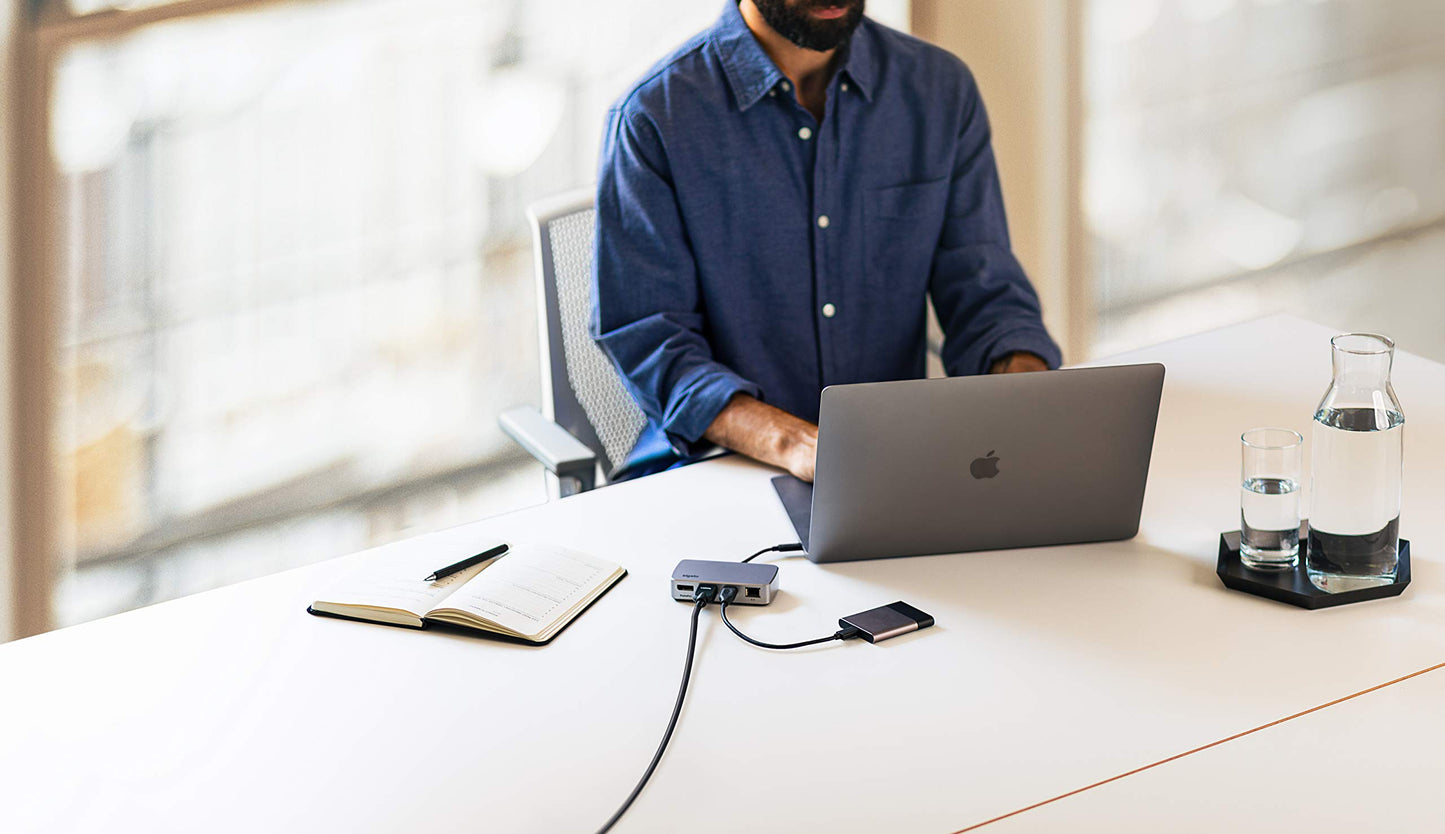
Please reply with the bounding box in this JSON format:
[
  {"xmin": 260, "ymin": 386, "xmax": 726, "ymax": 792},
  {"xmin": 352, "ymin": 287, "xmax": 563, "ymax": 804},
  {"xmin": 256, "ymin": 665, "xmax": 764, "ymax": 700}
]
[{"xmin": 499, "ymin": 188, "xmax": 649, "ymax": 498}]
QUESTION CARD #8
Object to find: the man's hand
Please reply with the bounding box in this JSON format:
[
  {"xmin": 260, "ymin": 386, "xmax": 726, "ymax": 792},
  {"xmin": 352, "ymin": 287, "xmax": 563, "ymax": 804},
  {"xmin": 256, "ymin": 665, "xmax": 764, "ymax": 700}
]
[
  {"xmin": 703, "ymin": 394, "xmax": 819, "ymax": 482},
  {"xmin": 989, "ymin": 352, "xmax": 1049, "ymax": 374},
  {"xmin": 778, "ymin": 421, "xmax": 818, "ymax": 482}
]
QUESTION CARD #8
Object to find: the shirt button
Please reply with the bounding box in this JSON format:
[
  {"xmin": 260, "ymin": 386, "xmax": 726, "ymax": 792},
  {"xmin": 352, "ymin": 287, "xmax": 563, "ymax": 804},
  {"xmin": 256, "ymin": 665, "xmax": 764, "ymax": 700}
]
[
  {"xmin": 817, "ymin": 214, "xmax": 830, "ymax": 228},
  {"xmin": 798, "ymin": 126, "xmax": 813, "ymax": 141},
  {"xmin": 841, "ymin": 82, "xmax": 850, "ymax": 92},
  {"xmin": 821, "ymin": 303, "xmax": 837, "ymax": 318},
  {"xmin": 769, "ymin": 89, "xmax": 777, "ymax": 97},
  {"xmin": 780, "ymin": 80, "xmax": 791, "ymax": 91}
]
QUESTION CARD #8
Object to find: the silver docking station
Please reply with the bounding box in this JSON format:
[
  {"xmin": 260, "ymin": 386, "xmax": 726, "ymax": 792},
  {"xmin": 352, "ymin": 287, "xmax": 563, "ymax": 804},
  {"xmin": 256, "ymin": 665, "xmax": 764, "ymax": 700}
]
[{"xmin": 671, "ymin": 559, "xmax": 780, "ymax": 605}]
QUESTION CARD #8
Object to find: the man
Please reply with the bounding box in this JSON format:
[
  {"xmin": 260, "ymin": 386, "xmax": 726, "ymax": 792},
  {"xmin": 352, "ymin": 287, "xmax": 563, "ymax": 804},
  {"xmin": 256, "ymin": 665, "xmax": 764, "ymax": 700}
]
[{"xmin": 593, "ymin": 0, "xmax": 1061, "ymax": 483}]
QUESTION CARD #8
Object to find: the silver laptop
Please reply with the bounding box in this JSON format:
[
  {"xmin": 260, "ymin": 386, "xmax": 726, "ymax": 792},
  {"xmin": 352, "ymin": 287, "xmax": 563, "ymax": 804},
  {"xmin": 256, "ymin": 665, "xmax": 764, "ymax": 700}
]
[{"xmin": 772, "ymin": 363, "xmax": 1166, "ymax": 563}]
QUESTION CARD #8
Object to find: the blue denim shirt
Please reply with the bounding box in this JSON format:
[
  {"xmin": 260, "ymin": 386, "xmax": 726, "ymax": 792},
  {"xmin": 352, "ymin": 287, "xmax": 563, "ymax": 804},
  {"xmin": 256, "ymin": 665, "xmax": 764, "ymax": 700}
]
[{"xmin": 593, "ymin": 1, "xmax": 1062, "ymax": 477}]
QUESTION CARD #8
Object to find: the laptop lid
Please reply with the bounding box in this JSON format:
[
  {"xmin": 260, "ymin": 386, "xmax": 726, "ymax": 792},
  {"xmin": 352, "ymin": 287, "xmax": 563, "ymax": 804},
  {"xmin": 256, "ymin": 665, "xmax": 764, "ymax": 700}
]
[{"xmin": 800, "ymin": 363, "xmax": 1165, "ymax": 563}]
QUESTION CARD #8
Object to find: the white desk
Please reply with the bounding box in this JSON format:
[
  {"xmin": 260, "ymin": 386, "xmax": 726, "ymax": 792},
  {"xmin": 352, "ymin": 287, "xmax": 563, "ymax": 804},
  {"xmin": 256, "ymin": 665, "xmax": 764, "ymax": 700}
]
[
  {"xmin": 2, "ymin": 315, "xmax": 1442, "ymax": 833},
  {"xmin": 979, "ymin": 661, "xmax": 1445, "ymax": 833}
]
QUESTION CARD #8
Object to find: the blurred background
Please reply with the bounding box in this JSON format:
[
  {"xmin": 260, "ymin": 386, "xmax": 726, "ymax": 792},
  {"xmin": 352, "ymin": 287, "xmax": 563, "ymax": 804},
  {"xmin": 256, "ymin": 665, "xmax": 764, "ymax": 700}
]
[{"xmin": 0, "ymin": 0, "xmax": 1441, "ymax": 641}]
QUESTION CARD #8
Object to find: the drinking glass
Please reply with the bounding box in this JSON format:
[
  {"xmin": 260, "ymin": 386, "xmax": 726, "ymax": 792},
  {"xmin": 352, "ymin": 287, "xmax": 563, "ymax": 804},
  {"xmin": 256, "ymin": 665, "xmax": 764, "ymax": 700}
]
[{"xmin": 1240, "ymin": 428, "xmax": 1303, "ymax": 570}]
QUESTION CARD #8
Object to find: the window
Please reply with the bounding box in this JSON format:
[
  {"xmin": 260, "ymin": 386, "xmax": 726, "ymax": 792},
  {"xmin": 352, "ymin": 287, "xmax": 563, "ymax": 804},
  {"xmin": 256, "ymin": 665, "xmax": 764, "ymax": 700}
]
[
  {"xmin": 16, "ymin": 0, "xmax": 912, "ymax": 633},
  {"xmin": 1085, "ymin": 0, "xmax": 1445, "ymax": 358}
]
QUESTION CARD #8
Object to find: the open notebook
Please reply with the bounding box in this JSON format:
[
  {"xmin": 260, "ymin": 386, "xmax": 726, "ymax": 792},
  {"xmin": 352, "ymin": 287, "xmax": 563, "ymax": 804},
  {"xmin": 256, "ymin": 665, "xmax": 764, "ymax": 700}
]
[{"xmin": 307, "ymin": 542, "xmax": 625, "ymax": 644}]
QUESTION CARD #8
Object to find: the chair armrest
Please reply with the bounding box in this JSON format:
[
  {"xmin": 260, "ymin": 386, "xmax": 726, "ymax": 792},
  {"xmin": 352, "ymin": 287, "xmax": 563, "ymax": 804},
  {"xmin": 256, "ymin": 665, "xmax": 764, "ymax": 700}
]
[{"xmin": 499, "ymin": 406, "xmax": 597, "ymax": 491}]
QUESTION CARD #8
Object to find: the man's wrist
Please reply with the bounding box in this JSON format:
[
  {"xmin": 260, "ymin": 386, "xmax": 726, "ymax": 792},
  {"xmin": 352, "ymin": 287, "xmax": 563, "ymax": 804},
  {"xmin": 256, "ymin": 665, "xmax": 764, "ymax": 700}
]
[
  {"xmin": 989, "ymin": 351, "xmax": 1048, "ymax": 374},
  {"xmin": 704, "ymin": 394, "xmax": 817, "ymax": 480},
  {"xmin": 771, "ymin": 416, "xmax": 812, "ymax": 463}
]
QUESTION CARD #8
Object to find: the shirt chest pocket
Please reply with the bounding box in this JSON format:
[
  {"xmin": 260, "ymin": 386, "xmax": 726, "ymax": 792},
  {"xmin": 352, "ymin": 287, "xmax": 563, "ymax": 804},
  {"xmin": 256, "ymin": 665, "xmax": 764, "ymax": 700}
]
[{"xmin": 861, "ymin": 177, "xmax": 951, "ymax": 292}]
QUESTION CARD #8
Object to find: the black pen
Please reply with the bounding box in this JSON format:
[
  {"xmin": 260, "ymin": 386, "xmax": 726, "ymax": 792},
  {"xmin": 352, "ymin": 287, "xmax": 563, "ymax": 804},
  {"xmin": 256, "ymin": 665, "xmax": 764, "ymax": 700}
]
[{"xmin": 424, "ymin": 543, "xmax": 509, "ymax": 582}]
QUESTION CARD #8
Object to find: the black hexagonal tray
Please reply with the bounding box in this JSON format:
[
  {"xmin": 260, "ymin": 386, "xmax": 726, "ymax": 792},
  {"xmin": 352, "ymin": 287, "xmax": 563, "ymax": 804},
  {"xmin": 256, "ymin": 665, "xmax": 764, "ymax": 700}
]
[{"xmin": 1218, "ymin": 522, "xmax": 1410, "ymax": 609}]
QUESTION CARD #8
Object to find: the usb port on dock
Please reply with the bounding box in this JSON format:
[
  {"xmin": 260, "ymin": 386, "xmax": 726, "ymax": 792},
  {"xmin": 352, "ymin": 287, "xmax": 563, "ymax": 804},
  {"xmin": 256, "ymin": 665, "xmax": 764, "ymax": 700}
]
[
  {"xmin": 676, "ymin": 584, "xmax": 694, "ymax": 594},
  {"xmin": 745, "ymin": 587, "xmax": 761, "ymax": 599}
]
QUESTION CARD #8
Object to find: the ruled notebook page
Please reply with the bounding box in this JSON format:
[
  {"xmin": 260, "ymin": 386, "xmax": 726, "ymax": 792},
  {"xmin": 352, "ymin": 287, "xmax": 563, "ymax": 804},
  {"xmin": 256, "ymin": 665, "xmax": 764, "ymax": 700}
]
[
  {"xmin": 310, "ymin": 555, "xmax": 491, "ymax": 626},
  {"xmin": 427, "ymin": 544, "xmax": 623, "ymax": 640}
]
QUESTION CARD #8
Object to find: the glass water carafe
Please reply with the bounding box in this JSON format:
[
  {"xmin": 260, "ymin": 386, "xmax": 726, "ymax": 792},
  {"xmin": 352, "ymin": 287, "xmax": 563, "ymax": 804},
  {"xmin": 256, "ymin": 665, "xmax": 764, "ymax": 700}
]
[{"xmin": 1307, "ymin": 333, "xmax": 1404, "ymax": 593}]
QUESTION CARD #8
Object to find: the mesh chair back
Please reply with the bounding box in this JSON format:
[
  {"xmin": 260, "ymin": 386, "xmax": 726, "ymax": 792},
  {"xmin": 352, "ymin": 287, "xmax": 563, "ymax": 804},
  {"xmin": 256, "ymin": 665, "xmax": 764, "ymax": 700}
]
[{"xmin": 528, "ymin": 190, "xmax": 648, "ymax": 481}]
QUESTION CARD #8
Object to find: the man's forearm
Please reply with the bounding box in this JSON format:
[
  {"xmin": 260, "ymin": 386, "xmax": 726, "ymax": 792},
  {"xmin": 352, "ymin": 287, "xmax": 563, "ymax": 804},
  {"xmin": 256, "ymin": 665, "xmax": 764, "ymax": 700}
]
[{"xmin": 703, "ymin": 394, "xmax": 819, "ymax": 482}]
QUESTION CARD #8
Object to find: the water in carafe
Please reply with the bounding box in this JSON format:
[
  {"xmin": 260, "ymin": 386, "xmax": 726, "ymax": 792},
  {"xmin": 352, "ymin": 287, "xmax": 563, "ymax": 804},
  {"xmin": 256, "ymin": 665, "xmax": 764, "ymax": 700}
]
[{"xmin": 1307, "ymin": 334, "xmax": 1404, "ymax": 593}]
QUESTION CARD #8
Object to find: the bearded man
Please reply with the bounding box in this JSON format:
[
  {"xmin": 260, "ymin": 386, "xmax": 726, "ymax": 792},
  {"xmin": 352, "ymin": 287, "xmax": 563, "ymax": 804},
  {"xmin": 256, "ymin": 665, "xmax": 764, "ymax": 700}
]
[{"xmin": 592, "ymin": 0, "xmax": 1061, "ymax": 483}]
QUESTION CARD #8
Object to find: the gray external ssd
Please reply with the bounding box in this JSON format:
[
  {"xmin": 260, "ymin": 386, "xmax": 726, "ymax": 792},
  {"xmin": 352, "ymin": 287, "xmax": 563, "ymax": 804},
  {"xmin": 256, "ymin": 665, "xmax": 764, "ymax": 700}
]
[{"xmin": 839, "ymin": 601, "xmax": 934, "ymax": 643}]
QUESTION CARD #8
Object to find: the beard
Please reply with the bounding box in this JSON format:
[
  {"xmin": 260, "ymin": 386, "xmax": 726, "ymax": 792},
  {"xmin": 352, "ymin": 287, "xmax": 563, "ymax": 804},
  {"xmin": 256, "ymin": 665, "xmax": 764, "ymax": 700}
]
[{"xmin": 751, "ymin": 0, "xmax": 866, "ymax": 53}]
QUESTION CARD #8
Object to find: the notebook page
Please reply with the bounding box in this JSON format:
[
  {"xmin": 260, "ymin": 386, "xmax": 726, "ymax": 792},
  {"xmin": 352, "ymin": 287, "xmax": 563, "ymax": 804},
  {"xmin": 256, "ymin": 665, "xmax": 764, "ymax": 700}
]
[
  {"xmin": 312, "ymin": 555, "xmax": 493, "ymax": 620},
  {"xmin": 430, "ymin": 544, "xmax": 618, "ymax": 638}
]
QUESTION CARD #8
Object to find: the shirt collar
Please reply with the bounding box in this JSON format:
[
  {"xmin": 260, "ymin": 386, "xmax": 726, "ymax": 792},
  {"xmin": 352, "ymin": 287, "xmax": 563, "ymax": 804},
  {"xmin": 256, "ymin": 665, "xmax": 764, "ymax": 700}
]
[
  {"xmin": 711, "ymin": 1, "xmax": 785, "ymax": 111},
  {"xmin": 838, "ymin": 20, "xmax": 876, "ymax": 101},
  {"xmin": 711, "ymin": 1, "xmax": 877, "ymax": 111}
]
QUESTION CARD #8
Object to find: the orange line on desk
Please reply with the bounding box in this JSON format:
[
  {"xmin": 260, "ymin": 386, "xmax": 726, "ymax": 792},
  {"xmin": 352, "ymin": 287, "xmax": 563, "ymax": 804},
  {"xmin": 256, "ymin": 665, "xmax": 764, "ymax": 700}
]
[{"xmin": 950, "ymin": 660, "xmax": 1445, "ymax": 833}]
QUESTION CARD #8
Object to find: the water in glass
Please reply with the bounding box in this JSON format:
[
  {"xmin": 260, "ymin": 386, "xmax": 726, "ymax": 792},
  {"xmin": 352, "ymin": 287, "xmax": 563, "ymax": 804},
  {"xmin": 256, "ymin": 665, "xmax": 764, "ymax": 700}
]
[{"xmin": 1240, "ymin": 476, "xmax": 1300, "ymax": 569}]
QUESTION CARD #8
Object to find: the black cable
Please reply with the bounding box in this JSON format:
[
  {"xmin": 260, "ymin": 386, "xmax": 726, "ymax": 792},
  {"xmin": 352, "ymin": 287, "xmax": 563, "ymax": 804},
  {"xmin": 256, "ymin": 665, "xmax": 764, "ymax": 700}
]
[
  {"xmin": 720, "ymin": 603, "xmax": 839, "ymax": 649},
  {"xmin": 717, "ymin": 588, "xmax": 860, "ymax": 649},
  {"xmin": 596, "ymin": 587, "xmax": 714, "ymax": 834},
  {"xmin": 741, "ymin": 542, "xmax": 805, "ymax": 563}
]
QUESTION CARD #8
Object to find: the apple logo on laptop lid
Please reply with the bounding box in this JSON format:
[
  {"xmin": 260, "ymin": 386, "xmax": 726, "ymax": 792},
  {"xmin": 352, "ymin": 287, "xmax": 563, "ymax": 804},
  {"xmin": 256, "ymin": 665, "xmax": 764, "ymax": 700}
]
[{"xmin": 970, "ymin": 450, "xmax": 1000, "ymax": 480}]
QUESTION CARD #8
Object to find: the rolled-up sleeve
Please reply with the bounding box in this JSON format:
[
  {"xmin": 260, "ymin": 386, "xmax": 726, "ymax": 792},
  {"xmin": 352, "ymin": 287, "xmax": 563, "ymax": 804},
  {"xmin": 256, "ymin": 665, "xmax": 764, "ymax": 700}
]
[
  {"xmin": 928, "ymin": 68, "xmax": 1063, "ymax": 376},
  {"xmin": 592, "ymin": 106, "xmax": 761, "ymax": 456}
]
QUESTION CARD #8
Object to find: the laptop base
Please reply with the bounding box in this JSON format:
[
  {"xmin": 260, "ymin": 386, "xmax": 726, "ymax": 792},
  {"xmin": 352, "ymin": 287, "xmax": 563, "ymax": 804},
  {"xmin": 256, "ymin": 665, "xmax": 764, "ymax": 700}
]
[{"xmin": 770, "ymin": 475, "xmax": 813, "ymax": 553}]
